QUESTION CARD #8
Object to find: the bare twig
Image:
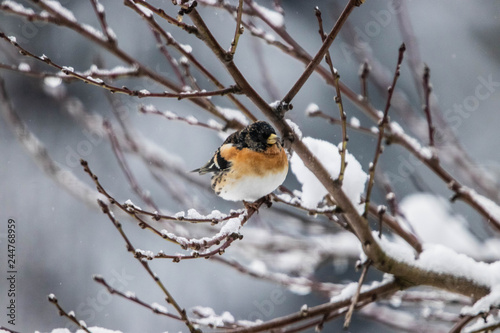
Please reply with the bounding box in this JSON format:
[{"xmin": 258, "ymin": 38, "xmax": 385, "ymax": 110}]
[
  {"xmin": 360, "ymin": 61, "xmax": 370, "ymax": 101},
  {"xmin": 344, "ymin": 260, "xmax": 372, "ymax": 329},
  {"xmin": 422, "ymin": 65, "xmax": 435, "ymax": 148},
  {"xmin": 229, "ymin": 0, "xmax": 244, "ymax": 56},
  {"xmin": 363, "ymin": 44, "xmax": 406, "ymax": 217},
  {"xmin": 315, "ymin": 7, "xmax": 348, "ymax": 184}
]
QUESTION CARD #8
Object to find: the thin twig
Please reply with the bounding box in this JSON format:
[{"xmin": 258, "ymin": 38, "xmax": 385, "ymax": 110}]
[
  {"xmin": 47, "ymin": 294, "xmax": 92, "ymax": 333},
  {"xmin": 92, "ymin": 275, "xmax": 182, "ymax": 320},
  {"xmin": 344, "ymin": 260, "xmax": 372, "ymax": 329},
  {"xmin": 422, "ymin": 65, "xmax": 435, "ymax": 148},
  {"xmin": 363, "ymin": 43, "xmax": 406, "ymax": 218},
  {"xmin": 315, "ymin": 7, "xmax": 348, "ymax": 184},
  {"xmin": 229, "ymin": 0, "xmax": 244, "ymax": 56},
  {"xmin": 95, "ymin": 199, "xmax": 200, "ymax": 333},
  {"xmin": 88, "ymin": 0, "xmax": 117, "ymax": 44},
  {"xmin": 360, "ymin": 61, "xmax": 370, "ymax": 101},
  {"xmin": 217, "ymin": 279, "xmax": 400, "ymax": 333},
  {"xmin": 281, "ymin": 0, "xmax": 361, "ymax": 107}
]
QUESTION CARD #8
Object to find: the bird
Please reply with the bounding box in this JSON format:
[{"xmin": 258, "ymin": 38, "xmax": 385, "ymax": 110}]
[{"xmin": 192, "ymin": 121, "xmax": 288, "ymax": 205}]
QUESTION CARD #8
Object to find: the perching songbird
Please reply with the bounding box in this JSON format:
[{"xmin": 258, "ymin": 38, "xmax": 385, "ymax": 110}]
[{"xmin": 192, "ymin": 121, "xmax": 288, "ymax": 203}]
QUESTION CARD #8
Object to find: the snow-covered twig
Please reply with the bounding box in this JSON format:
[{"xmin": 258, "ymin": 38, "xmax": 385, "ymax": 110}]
[
  {"xmin": 47, "ymin": 294, "xmax": 91, "ymax": 333},
  {"xmin": 92, "ymin": 275, "xmax": 181, "ymax": 320},
  {"xmin": 96, "ymin": 199, "xmax": 199, "ymax": 333}
]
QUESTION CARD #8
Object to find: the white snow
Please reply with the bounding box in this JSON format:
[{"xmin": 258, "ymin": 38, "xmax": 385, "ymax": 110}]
[
  {"xmin": 330, "ymin": 274, "xmax": 394, "ymax": 303},
  {"xmin": 151, "ymin": 302, "xmax": 169, "ymax": 314},
  {"xmin": 305, "ymin": 103, "xmax": 319, "ymax": 115},
  {"xmin": 44, "ymin": 76, "xmax": 62, "ymax": 88},
  {"xmin": 2, "ymin": 1, "xmax": 36, "ymax": 15},
  {"xmin": 215, "ymin": 106, "xmax": 249, "ymax": 126},
  {"xmin": 461, "ymin": 286, "xmax": 500, "ymax": 316},
  {"xmin": 350, "ymin": 116, "xmax": 360, "ymax": 128},
  {"xmin": 248, "ymin": 260, "xmax": 267, "ymax": 275},
  {"xmin": 399, "ymin": 193, "xmax": 483, "ymax": 256},
  {"xmin": 285, "ymin": 119, "xmax": 302, "ymax": 140},
  {"xmin": 376, "ymin": 234, "xmax": 500, "ymax": 301},
  {"xmin": 124, "ymin": 199, "xmax": 141, "ymax": 211},
  {"xmin": 466, "ymin": 188, "xmax": 500, "ymax": 223},
  {"xmin": 253, "ymin": 3, "xmax": 284, "ymax": 27},
  {"xmin": 136, "ymin": 3, "xmax": 153, "ymax": 17},
  {"xmin": 174, "ymin": 209, "xmax": 227, "ymax": 220},
  {"xmin": 191, "ymin": 306, "xmax": 235, "ymax": 327},
  {"xmin": 61, "ymin": 66, "xmax": 74, "ymax": 73},
  {"xmin": 464, "ymin": 312, "xmax": 500, "ymax": 333},
  {"xmin": 290, "ymin": 137, "xmax": 367, "ymax": 213},
  {"xmin": 18, "ymin": 62, "xmax": 31, "ymax": 71},
  {"xmin": 390, "ymin": 121, "xmax": 433, "ymax": 159},
  {"xmin": 180, "ymin": 43, "xmax": 193, "ymax": 53},
  {"xmin": 42, "ymin": 0, "xmax": 77, "ymax": 22}
]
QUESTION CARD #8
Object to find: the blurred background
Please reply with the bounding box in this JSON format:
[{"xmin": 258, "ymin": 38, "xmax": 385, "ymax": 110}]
[{"xmin": 1, "ymin": 0, "xmax": 500, "ymax": 332}]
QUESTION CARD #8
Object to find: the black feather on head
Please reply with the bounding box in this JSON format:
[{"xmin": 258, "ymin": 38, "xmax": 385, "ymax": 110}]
[{"xmin": 226, "ymin": 121, "xmax": 277, "ymax": 151}]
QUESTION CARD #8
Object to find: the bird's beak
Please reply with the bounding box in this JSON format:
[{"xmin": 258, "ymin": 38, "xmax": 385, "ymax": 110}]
[{"xmin": 267, "ymin": 133, "xmax": 278, "ymax": 145}]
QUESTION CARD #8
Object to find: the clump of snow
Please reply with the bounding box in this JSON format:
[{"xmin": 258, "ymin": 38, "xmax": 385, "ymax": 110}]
[
  {"xmin": 399, "ymin": 193, "xmax": 483, "ymax": 256},
  {"xmin": 215, "ymin": 106, "xmax": 249, "ymax": 126},
  {"xmin": 461, "ymin": 286, "xmax": 500, "ymax": 316},
  {"xmin": 180, "ymin": 43, "xmax": 193, "ymax": 53},
  {"xmin": 151, "ymin": 302, "xmax": 169, "ymax": 314},
  {"xmin": 464, "ymin": 312, "xmax": 500, "ymax": 333},
  {"xmin": 2, "ymin": 1, "xmax": 36, "ymax": 15},
  {"xmin": 44, "ymin": 76, "xmax": 63, "ymax": 88},
  {"xmin": 305, "ymin": 103, "xmax": 319, "ymax": 115},
  {"xmin": 290, "ymin": 137, "xmax": 367, "ymax": 213},
  {"xmin": 192, "ymin": 306, "xmax": 235, "ymax": 327},
  {"xmin": 376, "ymin": 234, "xmax": 500, "ymax": 299},
  {"xmin": 253, "ymin": 3, "xmax": 284, "ymax": 27},
  {"xmin": 285, "ymin": 119, "xmax": 302, "ymax": 140},
  {"xmin": 350, "ymin": 117, "xmax": 360, "ymax": 128},
  {"xmin": 43, "ymin": 0, "xmax": 77, "ymax": 22},
  {"xmin": 390, "ymin": 122, "xmax": 433, "ymax": 159},
  {"xmin": 330, "ymin": 274, "xmax": 394, "ymax": 303},
  {"xmin": 466, "ymin": 188, "xmax": 500, "ymax": 224},
  {"xmin": 18, "ymin": 62, "xmax": 31, "ymax": 71},
  {"xmin": 124, "ymin": 199, "xmax": 141, "ymax": 211}
]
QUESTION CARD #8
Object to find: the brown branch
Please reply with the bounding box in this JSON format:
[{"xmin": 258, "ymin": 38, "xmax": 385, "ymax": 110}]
[
  {"xmin": 187, "ymin": 5, "xmax": 490, "ymax": 300},
  {"xmin": 217, "ymin": 279, "xmax": 401, "ymax": 333},
  {"xmin": 360, "ymin": 61, "xmax": 370, "ymax": 101},
  {"xmin": 422, "ymin": 64, "xmax": 435, "ymax": 147}
]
